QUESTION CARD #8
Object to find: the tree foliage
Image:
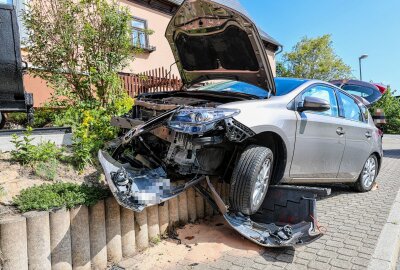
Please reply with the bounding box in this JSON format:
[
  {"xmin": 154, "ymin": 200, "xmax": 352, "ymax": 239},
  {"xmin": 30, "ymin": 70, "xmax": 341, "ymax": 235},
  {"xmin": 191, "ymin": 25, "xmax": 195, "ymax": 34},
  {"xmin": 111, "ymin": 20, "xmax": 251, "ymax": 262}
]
[
  {"xmin": 23, "ymin": 0, "xmax": 134, "ymax": 106},
  {"xmin": 371, "ymin": 86, "xmax": 400, "ymax": 134},
  {"xmin": 277, "ymin": 35, "xmax": 352, "ymax": 81}
]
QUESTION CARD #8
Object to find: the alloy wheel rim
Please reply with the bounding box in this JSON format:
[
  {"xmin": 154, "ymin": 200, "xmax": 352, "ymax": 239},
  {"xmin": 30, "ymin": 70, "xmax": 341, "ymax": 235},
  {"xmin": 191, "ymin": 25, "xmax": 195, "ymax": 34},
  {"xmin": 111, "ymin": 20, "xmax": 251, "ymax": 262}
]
[
  {"xmin": 362, "ymin": 157, "xmax": 376, "ymax": 188},
  {"xmin": 252, "ymin": 159, "xmax": 271, "ymax": 209}
]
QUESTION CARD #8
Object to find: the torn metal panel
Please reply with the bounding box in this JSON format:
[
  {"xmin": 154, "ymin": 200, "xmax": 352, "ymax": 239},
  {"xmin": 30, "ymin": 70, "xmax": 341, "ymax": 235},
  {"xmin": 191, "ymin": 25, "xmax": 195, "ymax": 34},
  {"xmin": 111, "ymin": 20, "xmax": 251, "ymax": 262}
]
[
  {"xmin": 122, "ymin": 108, "xmax": 180, "ymax": 144},
  {"xmin": 198, "ymin": 180, "xmax": 329, "ymax": 247},
  {"xmin": 110, "ymin": 116, "xmax": 144, "ymax": 129}
]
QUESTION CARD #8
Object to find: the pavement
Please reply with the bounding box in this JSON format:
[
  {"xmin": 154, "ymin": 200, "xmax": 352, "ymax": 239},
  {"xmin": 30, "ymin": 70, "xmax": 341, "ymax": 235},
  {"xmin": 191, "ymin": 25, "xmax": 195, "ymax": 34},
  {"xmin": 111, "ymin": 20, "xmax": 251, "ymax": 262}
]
[{"xmin": 117, "ymin": 135, "xmax": 400, "ymax": 270}]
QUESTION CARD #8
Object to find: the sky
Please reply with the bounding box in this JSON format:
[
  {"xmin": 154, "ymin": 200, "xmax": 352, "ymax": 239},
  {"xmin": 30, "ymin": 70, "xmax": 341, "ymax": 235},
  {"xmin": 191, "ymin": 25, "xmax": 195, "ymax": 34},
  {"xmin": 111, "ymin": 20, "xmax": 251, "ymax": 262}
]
[{"xmin": 240, "ymin": 0, "xmax": 400, "ymax": 93}]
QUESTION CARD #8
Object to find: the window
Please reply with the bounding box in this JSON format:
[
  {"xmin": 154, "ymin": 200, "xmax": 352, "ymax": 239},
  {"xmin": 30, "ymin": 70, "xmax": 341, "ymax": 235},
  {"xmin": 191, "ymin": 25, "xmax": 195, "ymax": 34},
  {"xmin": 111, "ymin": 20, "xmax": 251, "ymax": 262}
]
[
  {"xmin": 300, "ymin": 85, "xmax": 339, "ymax": 117},
  {"xmin": 338, "ymin": 91, "xmax": 363, "ymax": 122},
  {"xmin": 0, "ymin": 0, "xmax": 13, "ymax": 4},
  {"xmin": 132, "ymin": 17, "xmax": 148, "ymax": 49},
  {"xmin": 360, "ymin": 104, "xmax": 369, "ymax": 123}
]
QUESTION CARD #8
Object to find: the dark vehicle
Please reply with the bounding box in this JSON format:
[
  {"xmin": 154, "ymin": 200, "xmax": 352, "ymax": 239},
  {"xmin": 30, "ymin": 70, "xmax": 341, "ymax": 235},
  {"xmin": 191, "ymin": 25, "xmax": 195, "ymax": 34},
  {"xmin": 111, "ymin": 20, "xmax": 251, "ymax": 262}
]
[
  {"xmin": 0, "ymin": 4, "xmax": 33, "ymax": 128},
  {"xmin": 330, "ymin": 79, "xmax": 387, "ymax": 127}
]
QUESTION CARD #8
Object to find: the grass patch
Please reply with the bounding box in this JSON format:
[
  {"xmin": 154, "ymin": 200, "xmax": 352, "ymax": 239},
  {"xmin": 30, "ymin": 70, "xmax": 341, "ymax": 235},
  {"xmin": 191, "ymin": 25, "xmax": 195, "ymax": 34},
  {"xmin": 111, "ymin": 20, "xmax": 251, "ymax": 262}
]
[
  {"xmin": 0, "ymin": 186, "xmax": 6, "ymax": 199},
  {"xmin": 150, "ymin": 236, "xmax": 161, "ymax": 245},
  {"xmin": 13, "ymin": 182, "xmax": 110, "ymax": 212},
  {"xmin": 33, "ymin": 159, "xmax": 59, "ymax": 181}
]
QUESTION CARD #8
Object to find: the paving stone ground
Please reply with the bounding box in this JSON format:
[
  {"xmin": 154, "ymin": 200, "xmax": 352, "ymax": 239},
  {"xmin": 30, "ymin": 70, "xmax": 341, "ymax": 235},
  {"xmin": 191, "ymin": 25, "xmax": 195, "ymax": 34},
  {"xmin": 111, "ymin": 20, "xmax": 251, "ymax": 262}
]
[{"xmin": 117, "ymin": 136, "xmax": 400, "ymax": 270}]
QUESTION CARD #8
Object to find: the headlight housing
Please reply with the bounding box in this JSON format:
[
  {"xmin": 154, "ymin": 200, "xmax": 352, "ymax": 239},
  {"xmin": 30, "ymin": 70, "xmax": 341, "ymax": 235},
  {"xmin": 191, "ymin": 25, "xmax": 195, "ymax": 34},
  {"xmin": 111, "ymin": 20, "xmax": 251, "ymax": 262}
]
[{"xmin": 168, "ymin": 108, "xmax": 240, "ymax": 134}]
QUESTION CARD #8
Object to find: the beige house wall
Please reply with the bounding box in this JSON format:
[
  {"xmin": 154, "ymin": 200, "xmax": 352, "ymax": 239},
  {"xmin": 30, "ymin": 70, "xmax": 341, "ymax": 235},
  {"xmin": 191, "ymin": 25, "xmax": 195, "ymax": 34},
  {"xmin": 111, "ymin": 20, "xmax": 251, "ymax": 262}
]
[
  {"xmin": 119, "ymin": 0, "xmax": 180, "ymax": 76},
  {"xmin": 266, "ymin": 50, "xmax": 277, "ymax": 76},
  {"xmin": 119, "ymin": 0, "xmax": 276, "ymax": 76},
  {"xmin": 20, "ymin": 0, "xmax": 277, "ymax": 106}
]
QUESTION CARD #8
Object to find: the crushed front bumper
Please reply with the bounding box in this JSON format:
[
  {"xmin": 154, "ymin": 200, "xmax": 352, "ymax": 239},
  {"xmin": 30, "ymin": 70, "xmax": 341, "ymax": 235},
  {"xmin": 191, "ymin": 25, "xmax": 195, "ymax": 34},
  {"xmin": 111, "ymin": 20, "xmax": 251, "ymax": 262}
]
[
  {"xmin": 100, "ymin": 148, "xmax": 330, "ymax": 247},
  {"xmin": 98, "ymin": 150, "xmax": 204, "ymax": 212}
]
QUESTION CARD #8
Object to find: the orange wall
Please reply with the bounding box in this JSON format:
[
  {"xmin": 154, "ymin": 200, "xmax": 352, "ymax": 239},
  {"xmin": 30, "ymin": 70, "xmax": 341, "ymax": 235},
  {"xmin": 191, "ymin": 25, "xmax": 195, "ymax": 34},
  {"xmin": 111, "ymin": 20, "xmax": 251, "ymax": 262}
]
[{"xmin": 23, "ymin": 74, "xmax": 54, "ymax": 107}]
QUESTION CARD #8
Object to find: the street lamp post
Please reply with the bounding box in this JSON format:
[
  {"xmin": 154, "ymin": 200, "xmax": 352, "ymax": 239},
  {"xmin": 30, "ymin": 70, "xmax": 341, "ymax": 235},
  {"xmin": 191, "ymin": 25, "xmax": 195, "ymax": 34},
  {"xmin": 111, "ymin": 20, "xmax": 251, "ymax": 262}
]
[{"xmin": 359, "ymin": 54, "xmax": 368, "ymax": 81}]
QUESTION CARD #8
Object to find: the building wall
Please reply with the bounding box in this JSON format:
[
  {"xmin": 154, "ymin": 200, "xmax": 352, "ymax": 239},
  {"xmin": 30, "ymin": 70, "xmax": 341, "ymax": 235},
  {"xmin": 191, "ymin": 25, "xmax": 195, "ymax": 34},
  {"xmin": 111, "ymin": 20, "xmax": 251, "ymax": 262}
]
[
  {"xmin": 119, "ymin": 0, "xmax": 180, "ymax": 76},
  {"xmin": 266, "ymin": 49, "xmax": 277, "ymax": 76},
  {"xmin": 21, "ymin": 0, "xmax": 277, "ymax": 106}
]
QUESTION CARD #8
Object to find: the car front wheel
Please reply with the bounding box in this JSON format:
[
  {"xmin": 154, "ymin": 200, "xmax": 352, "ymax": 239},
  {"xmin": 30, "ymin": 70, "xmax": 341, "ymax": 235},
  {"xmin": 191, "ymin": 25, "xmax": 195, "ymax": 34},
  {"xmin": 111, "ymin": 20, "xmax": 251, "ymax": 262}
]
[
  {"xmin": 229, "ymin": 145, "xmax": 273, "ymax": 215},
  {"xmin": 354, "ymin": 155, "xmax": 378, "ymax": 192}
]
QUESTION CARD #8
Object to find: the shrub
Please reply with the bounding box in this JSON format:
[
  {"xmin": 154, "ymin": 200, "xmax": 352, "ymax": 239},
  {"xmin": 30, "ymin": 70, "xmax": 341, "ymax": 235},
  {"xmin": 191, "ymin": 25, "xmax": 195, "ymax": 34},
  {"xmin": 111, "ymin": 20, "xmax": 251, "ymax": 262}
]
[
  {"xmin": 371, "ymin": 86, "xmax": 400, "ymax": 134},
  {"xmin": 11, "ymin": 127, "xmax": 62, "ymax": 165},
  {"xmin": 7, "ymin": 108, "xmax": 56, "ymax": 128},
  {"xmin": 54, "ymin": 93, "xmax": 134, "ymax": 170},
  {"xmin": 13, "ymin": 182, "xmax": 110, "ymax": 212}
]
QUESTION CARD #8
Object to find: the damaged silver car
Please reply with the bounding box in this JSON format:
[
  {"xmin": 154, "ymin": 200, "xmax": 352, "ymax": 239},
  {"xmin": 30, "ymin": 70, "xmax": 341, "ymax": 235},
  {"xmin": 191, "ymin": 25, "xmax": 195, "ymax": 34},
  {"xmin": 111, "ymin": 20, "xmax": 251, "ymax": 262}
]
[{"xmin": 99, "ymin": 0, "xmax": 382, "ymax": 247}]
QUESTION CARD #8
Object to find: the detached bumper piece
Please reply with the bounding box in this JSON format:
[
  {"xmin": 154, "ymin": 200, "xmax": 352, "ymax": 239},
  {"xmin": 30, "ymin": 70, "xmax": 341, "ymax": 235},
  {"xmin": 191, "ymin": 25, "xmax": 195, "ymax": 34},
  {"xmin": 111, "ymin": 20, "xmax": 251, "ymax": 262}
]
[
  {"xmin": 196, "ymin": 182, "xmax": 330, "ymax": 247},
  {"xmin": 99, "ymin": 150, "xmax": 204, "ymax": 212}
]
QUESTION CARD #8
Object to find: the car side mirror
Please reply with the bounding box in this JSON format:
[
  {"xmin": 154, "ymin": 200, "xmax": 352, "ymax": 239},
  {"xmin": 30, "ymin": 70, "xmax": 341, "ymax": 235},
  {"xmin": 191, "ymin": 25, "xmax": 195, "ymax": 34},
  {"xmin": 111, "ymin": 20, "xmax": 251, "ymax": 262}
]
[{"xmin": 298, "ymin": 96, "xmax": 330, "ymax": 112}]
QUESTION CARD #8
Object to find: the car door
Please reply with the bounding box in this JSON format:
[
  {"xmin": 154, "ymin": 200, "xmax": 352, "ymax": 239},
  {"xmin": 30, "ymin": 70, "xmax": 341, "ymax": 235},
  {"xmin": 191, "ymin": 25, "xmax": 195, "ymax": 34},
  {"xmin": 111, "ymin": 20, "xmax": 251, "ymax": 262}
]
[
  {"xmin": 290, "ymin": 84, "xmax": 346, "ymax": 180},
  {"xmin": 336, "ymin": 90, "xmax": 373, "ymax": 179}
]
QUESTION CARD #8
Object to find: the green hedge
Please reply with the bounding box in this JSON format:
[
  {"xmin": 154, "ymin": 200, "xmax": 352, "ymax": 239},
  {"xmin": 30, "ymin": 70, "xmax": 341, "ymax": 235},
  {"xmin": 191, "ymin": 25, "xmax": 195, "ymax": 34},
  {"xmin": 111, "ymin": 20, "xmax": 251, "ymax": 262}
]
[{"xmin": 14, "ymin": 182, "xmax": 110, "ymax": 212}]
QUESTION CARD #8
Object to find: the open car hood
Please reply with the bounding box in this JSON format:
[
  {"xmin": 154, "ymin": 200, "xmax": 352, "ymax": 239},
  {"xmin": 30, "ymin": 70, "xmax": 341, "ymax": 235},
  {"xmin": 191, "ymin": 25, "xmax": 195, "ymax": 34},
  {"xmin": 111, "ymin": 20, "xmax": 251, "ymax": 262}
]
[{"xmin": 165, "ymin": 0, "xmax": 276, "ymax": 95}]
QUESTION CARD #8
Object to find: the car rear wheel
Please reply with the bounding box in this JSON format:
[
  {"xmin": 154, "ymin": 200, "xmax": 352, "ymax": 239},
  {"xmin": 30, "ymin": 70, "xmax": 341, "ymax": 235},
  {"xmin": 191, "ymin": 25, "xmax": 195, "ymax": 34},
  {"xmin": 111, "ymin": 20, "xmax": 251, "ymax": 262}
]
[
  {"xmin": 0, "ymin": 112, "xmax": 5, "ymax": 129},
  {"xmin": 229, "ymin": 145, "xmax": 273, "ymax": 215},
  {"xmin": 354, "ymin": 155, "xmax": 378, "ymax": 192}
]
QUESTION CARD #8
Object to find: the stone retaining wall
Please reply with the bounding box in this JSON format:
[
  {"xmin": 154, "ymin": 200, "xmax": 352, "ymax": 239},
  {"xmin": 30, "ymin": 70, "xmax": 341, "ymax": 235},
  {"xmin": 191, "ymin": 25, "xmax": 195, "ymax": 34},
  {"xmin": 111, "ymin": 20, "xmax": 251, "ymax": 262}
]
[{"xmin": 0, "ymin": 184, "xmax": 229, "ymax": 270}]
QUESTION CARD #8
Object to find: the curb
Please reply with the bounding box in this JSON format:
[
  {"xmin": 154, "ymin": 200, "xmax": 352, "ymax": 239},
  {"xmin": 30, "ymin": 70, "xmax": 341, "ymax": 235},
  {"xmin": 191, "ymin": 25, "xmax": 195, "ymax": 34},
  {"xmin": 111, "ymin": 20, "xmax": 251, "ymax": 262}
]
[
  {"xmin": 0, "ymin": 183, "xmax": 224, "ymax": 270},
  {"xmin": 368, "ymin": 186, "xmax": 400, "ymax": 270}
]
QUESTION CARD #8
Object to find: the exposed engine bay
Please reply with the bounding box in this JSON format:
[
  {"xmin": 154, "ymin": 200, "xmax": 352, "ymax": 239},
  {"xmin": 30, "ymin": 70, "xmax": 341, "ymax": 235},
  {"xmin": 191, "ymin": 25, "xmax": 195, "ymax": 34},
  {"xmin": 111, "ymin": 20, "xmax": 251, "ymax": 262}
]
[
  {"xmin": 108, "ymin": 91, "xmax": 257, "ymax": 180},
  {"xmin": 101, "ymin": 91, "xmax": 257, "ymax": 211}
]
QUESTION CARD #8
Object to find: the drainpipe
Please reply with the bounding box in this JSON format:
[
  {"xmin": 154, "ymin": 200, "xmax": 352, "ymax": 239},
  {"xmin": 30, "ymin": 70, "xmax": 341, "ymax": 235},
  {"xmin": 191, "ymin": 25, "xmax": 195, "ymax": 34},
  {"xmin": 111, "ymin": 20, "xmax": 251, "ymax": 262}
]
[{"xmin": 275, "ymin": 45, "xmax": 284, "ymax": 56}]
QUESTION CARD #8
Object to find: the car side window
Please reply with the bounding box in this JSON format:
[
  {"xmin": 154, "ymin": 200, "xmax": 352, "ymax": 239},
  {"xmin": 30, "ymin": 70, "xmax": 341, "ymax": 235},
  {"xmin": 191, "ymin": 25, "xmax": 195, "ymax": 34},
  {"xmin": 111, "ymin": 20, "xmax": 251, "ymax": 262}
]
[
  {"xmin": 360, "ymin": 104, "xmax": 369, "ymax": 123},
  {"xmin": 338, "ymin": 91, "xmax": 363, "ymax": 122},
  {"xmin": 301, "ymin": 85, "xmax": 339, "ymax": 117}
]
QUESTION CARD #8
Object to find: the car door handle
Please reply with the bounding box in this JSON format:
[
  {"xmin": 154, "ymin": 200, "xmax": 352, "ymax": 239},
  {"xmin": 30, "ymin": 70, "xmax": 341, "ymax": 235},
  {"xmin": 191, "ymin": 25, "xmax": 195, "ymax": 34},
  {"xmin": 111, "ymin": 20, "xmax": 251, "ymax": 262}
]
[
  {"xmin": 336, "ymin": 127, "xmax": 345, "ymax": 136},
  {"xmin": 365, "ymin": 131, "xmax": 372, "ymax": 138}
]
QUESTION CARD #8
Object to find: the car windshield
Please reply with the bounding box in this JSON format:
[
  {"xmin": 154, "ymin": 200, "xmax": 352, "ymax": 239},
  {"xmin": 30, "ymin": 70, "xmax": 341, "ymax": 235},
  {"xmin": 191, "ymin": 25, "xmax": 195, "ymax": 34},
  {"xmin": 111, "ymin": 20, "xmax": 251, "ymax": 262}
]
[{"xmin": 194, "ymin": 78, "xmax": 307, "ymax": 98}]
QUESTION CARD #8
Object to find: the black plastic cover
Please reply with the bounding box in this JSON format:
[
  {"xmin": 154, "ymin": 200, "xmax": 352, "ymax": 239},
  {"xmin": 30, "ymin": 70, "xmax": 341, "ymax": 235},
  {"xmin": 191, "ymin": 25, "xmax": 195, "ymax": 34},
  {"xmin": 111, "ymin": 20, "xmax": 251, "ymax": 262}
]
[{"xmin": 0, "ymin": 4, "xmax": 26, "ymax": 111}]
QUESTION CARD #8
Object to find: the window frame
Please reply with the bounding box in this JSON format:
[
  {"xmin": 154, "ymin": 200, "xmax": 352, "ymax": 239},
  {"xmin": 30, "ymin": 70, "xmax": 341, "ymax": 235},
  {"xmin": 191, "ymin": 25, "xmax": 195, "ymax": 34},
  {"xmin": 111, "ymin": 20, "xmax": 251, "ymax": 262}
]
[
  {"xmin": 131, "ymin": 16, "xmax": 149, "ymax": 50},
  {"xmin": 295, "ymin": 83, "xmax": 340, "ymax": 118},
  {"xmin": 336, "ymin": 89, "xmax": 366, "ymax": 123}
]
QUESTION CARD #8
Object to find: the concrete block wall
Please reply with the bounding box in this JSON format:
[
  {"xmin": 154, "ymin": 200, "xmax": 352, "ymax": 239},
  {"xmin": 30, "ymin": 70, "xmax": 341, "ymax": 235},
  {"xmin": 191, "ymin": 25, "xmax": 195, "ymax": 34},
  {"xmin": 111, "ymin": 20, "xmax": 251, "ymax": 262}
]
[{"xmin": 0, "ymin": 183, "xmax": 230, "ymax": 270}]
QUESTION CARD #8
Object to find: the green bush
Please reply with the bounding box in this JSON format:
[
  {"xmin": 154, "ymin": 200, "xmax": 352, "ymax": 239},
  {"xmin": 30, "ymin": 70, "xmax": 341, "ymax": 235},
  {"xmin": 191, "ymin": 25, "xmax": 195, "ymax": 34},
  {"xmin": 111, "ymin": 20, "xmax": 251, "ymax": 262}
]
[
  {"xmin": 7, "ymin": 108, "xmax": 56, "ymax": 128},
  {"xmin": 13, "ymin": 182, "xmax": 110, "ymax": 212},
  {"xmin": 54, "ymin": 93, "xmax": 134, "ymax": 170},
  {"xmin": 371, "ymin": 87, "xmax": 400, "ymax": 134},
  {"xmin": 11, "ymin": 127, "xmax": 62, "ymax": 165}
]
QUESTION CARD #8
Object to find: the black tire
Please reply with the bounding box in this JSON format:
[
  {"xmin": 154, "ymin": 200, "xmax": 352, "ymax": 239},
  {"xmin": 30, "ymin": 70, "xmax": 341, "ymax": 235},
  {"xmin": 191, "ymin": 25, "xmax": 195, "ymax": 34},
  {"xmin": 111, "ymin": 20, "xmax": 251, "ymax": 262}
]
[
  {"xmin": 229, "ymin": 145, "xmax": 273, "ymax": 215},
  {"xmin": 354, "ymin": 154, "xmax": 378, "ymax": 192},
  {"xmin": 0, "ymin": 112, "xmax": 5, "ymax": 129}
]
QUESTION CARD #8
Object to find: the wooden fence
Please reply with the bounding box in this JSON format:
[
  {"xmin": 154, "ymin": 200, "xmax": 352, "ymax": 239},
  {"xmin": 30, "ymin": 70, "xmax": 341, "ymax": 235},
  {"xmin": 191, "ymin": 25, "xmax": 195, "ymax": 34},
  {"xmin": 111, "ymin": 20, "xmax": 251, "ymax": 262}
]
[{"xmin": 119, "ymin": 67, "xmax": 182, "ymax": 98}]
